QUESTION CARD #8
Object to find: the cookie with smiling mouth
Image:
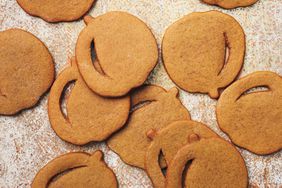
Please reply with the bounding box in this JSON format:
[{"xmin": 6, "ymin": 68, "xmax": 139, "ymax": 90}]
[
  {"xmin": 162, "ymin": 11, "xmax": 245, "ymax": 99},
  {"xmin": 76, "ymin": 12, "xmax": 158, "ymax": 97},
  {"xmin": 217, "ymin": 71, "xmax": 282, "ymax": 155},
  {"xmin": 166, "ymin": 138, "xmax": 248, "ymax": 188},
  {"xmin": 145, "ymin": 120, "xmax": 218, "ymax": 188},
  {"xmin": 32, "ymin": 151, "xmax": 117, "ymax": 188},
  {"xmin": 17, "ymin": 0, "xmax": 96, "ymax": 22},
  {"xmin": 48, "ymin": 57, "xmax": 130, "ymax": 145},
  {"xmin": 107, "ymin": 85, "xmax": 191, "ymax": 169}
]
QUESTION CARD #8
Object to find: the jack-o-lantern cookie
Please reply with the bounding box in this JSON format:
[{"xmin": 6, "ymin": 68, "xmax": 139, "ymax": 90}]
[
  {"xmin": 32, "ymin": 151, "xmax": 117, "ymax": 188},
  {"xmin": 76, "ymin": 12, "xmax": 158, "ymax": 97},
  {"xmin": 0, "ymin": 29, "xmax": 54, "ymax": 115},
  {"xmin": 145, "ymin": 120, "xmax": 218, "ymax": 188},
  {"xmin": 162, "ymin": 11, "xmax": 245, "ymax": 99},
  {"xmin": 166, "ymin": 138, "xmax": 248, "ymax": 188},
  {"xmin": 107, "ymin": 85, "xmax": 190, "ymax": 169},
  {"xmin": 201, "ymin": 0, "xmax": 258, "ymax": 9},
  {"xmin": 48, "ymin": 57, "xmax": 130, "ymax": 145},
  {"xmin": 17, "ymin": 0, "xmax": 95, "ymax": 22},
  {"xmin": 217, "ymin": 71, "xmax": 282, "ymax": 155}
]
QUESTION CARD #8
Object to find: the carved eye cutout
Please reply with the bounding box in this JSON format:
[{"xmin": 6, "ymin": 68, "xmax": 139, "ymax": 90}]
[
  {"xmin": 217, "ymin": 71, "xmax": 282, "ymax": 155},
  {"xmin": 32, "ymin": 151, "xmax": 118, "ymax": 188},
  {"xmin": 76, "ymin": 12, "xmax": 158, "ymax": 97},
  {"xmin": 48, "ymin": 58, "xmax": 130, "ymax": 145},
  {"xmin": 16, "ymin": 0, "xmax": 96, "ymax": 22},
  {"xmin": 166, "ymin": 138, "xmax": 248, "ymax": 188},
  {"xmin": 201, "ymin": 0, "xmax": 259, "ymax": 9},
  {"xmin": 59, "ymin": 81, "xmax": 75, "ymax": 118},
  {"xmin": 145, "ymin": 121, "xmax": 218, "ymax": 188},
  {"xmin": 107, "ymin": 85, "xmax": 191, "ymax": 169},
  {"xmin": 162, "ymin": 11, "xmax": 245, "ymax": 99},
  {"xmin": 236, "ymin": 85, "xmax": 270, "ymax": 101}
]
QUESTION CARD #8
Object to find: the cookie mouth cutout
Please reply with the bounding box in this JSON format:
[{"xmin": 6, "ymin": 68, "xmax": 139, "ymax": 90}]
[
  {"xmin": 236, "ymin": 85, "xmax": 270, "ymax": 101},
  {"xmin": 181, "ymin": 159, "xmax": 194, "ymax": 187},
  {"xmin": 131, "ymin": 99, "xmax": 156, "ymax": 113},
  {"xmin": 47, "ymin": 166, "xmax": 87, "ymax": 187},
  {"xmin": 90, "ymin": 40, "xmax": 106, "ymax": 76},
  {"xmin": 59, "ymin": 81, "xmax": 75, "ymax": 118},
  {"xmin": 217, "ymin": 32, "xmax": 230, "ymax": 77}
]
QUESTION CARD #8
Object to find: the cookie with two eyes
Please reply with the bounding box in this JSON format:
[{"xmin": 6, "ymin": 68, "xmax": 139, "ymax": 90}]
[
  {"xmin": 217, "ymin": 71, "xmax": 282, "ymax": 155},
  {"xmin": 162, "ymin": 11, "xmax": 245, "ymax": 99},
  {"xmin": 48, "ymin": 57, "xmax": 130, "ymax": 145},
  {"xmin": 32, "ymin": 151, "xmax": 117, "ymax": 188},
  {"xmin": 107, "ymin": 85, "xmax": 191, "ymax": 169}
]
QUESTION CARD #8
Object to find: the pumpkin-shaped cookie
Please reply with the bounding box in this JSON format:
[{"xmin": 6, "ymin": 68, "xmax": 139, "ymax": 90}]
[
  {"xmin": 166, "ymin": 138, "xmax": 248, "ymax": 188},
  {"xmin": 217, "ymin": 71, "xmax": 282, "ymax": 155},
  {"xmin": 76, "ymin": 12, "xmax": 158, "ymax": 97},
  {"xmin": 145, "ymin": 120, "xmax": 218, "ymax": 188},
  {"xmin": 162, "ymin": 11, "xmax": 245, "ymax": 99},
  {"xmin": 0, "ymin": 29, "xmax": 54, "ymax": 115},
  {"xmin": 32, "ymin": 151, "xmax": 117, "ymax": 188},
  {"xmin": 48, "ymin": 58, "xmax": 130, "ymax": 145},
  {"xmin": 107, "ymin": 85, "xmax": 190, "ymax": 169},
  {"xmin": 201, "ymin": 0, "xmax": 258, "ymax": 9},
  {"xmin": 17, "ymin": 0, "xmax": 95, "ymax": 22}
]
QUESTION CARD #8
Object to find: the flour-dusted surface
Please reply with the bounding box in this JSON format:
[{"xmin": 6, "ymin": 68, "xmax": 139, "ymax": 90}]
[{"xmin": 0, "ymin": 0, "xmax": 281, "ymax": 187}]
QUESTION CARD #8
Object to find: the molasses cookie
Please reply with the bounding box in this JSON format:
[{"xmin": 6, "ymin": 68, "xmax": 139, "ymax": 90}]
[
  {"xmin": 202, "ymin": 0, "xmax": 258, "ymax": 9},
  {"xmin": 162, "ymin": 11, "xmax": 245, "ymax": 99},
  {"xmin": 76, "ymin": 12, "xmax": 158, "ymax": 97},
  {"xmin": 166, "ymin": 138, "xmax": 248, "ymax": 188},
  {"xmin": 48, "ymin": 57, "xmax": 130, "ymax": 145},
  {"xmin": 17, "ymin": 0, "xmax": 95, "ymax": 22},
  {"xmin": 145, "ymin": 120, "xmax": 218, "ymax": 188},
  {"xmin": 107, "ymin": 85, "xmax": 190, "ymax": 169},
  {"xmin": 32, "ymin": 151, "xmax": 117, "ymax": 188},
  {"xmin": 0, "ymin": 29, "xmax": 54, "ymax": 115},
  {"xmin": 217, "ymin": 71, "xmax": 282, "ymax": 155}
]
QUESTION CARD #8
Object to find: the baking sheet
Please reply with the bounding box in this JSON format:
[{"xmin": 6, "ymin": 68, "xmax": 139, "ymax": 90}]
[{"xmin": 0, "ymin": 0, "xmax": 281, "ymax": 187}]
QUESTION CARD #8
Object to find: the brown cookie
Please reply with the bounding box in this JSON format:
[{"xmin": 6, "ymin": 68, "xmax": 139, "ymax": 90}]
[
  {"xmin": 17, "ymin": 0, "xmax": 95, "ymax": 22},
  {"xmin": 107, "ymin": 85, "xmax": 191, "ymax": 169},
  {"xmin": 145, "ymin": 120, "xmax": 218, "ymax": 188},
  {"xmin": 162, "ymin": 11, "xmax": 245, "ymax": 99},
  {"xmin": 217, "ymin": 71, "xmax": 282, "ymax": 155},
  {"xmin": 166, "ymin": 138, "xmax": 248, "ymax": 188},
  {"xmin": 201, "ymin": 0, "xmax": 258, "ymax": 9},
  {"xmin": 32, "ymin": 150, "xmax": 117, "ymax": 188},
  {"xmin": 48, "ymin": 57, "xmax": 130, "ymax": 145},
  {"xmin": 76, "ymin": 12, "xmax": 158, "ymax": 97},
  {"xmin": 0, "ymin": 29, "xmax": 54, "ymax": 115}
]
